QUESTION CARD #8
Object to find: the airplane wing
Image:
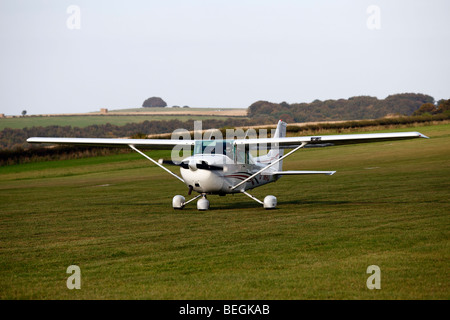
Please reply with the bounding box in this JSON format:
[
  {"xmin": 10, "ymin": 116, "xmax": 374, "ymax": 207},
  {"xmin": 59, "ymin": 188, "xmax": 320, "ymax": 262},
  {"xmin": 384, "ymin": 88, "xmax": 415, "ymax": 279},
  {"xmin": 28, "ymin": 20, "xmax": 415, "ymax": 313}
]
[
  {"xmin": 27, "ymin": 132, "xmax": 428, "ymax": 149},
  {"xmin": 26, "ymin": 137, "xmax": 195, "ymax": 149},
  {"xmin": 234, "ymin": 131, "xmax": 429, "ymax": 148},
  {"xmin": 27, "ymin": 137, "xmax": 196, "ymax": 183}
]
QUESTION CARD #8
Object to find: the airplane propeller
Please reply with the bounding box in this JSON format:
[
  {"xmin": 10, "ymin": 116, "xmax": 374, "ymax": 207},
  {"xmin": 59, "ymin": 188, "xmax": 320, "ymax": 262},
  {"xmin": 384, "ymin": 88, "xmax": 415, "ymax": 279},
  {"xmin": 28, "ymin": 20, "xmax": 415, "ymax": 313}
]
[{"xmin": 159, "ymin": 159, "xmax": 223, "ymax": 171}]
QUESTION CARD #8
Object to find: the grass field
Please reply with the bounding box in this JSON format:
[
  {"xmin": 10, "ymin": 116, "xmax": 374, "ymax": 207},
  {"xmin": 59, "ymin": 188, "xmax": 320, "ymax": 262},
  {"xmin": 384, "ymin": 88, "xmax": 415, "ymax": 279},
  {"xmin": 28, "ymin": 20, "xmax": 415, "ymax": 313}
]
[
  {"xmin": 0, "ymin": 107, "xmax": 247, "ymax": 130},
  {"xmin": 0, "ymin": 115, "xmax": 235, "ymax": 130},
  {"xmin": 0, "ymin": 124, "xmax": 449, "ymax": 299}
]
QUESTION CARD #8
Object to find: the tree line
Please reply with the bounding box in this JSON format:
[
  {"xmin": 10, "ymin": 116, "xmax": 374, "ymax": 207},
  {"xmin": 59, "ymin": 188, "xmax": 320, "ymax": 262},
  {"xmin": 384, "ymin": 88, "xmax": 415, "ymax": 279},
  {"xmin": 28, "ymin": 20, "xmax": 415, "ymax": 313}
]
[
  {"xmin": 247, "ymin": 93, "xmax": 436, "ymax": 122},
  {"xmin": 413, "ymin": 99, "xmax": 450, "ymax": 116}
]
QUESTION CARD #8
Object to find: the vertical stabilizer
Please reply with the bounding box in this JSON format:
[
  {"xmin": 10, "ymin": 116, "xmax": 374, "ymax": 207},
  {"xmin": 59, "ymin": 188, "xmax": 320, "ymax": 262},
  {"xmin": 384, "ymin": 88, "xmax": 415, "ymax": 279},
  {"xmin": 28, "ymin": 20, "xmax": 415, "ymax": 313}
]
[{"xmin": 267, "ymin": 120, "xmax": 286, "ymax": 171}]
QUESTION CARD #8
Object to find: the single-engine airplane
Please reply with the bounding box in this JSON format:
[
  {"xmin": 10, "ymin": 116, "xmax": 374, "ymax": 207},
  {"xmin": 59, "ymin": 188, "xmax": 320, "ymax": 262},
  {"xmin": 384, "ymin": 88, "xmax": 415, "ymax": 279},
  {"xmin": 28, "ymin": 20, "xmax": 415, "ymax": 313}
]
[{"xmin": 27, "ymin": 120, "xmax": 428, "ymax": 210}]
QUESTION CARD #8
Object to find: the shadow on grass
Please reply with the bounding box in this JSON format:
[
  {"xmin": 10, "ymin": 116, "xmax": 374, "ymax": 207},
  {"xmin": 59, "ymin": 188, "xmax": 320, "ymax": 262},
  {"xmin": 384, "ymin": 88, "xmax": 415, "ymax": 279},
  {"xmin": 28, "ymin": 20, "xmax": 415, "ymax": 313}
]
[
  {"xmin": 115, "ymin": 193, "xmax": 428, "ymax": 212},
  {"xmin": 106, "ymin": 197, "xmax": 424, "ymax": 214},
  {"xmin": 209, "ymin": 198, "xmax": 352, "ymax": 211}
]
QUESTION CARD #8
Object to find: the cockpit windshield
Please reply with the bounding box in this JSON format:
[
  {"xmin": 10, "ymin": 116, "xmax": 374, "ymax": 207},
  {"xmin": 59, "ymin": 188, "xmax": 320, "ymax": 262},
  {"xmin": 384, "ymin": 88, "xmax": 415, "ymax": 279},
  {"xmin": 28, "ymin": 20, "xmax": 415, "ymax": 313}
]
[
  {"xmin": 194, "ymin": 140, "xmax": 232, "ymax": 156},
  {"xmin": 193, "ymin": 140, "xmax": 253, "ymax": 164}
]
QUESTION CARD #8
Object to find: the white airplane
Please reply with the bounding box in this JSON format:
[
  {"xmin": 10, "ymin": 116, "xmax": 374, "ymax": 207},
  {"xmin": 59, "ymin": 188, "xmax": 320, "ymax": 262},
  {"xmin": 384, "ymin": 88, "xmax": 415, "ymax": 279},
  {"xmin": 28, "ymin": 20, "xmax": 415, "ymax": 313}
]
[{"xmin": 27, "ymin": 120, "xmax": 428, "ymax": 210}]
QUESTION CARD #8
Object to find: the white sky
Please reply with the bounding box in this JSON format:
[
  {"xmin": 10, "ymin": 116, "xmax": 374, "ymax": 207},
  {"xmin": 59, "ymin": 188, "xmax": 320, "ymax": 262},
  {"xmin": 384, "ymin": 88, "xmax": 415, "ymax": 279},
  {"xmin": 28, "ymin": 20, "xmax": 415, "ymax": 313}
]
[{"xmin": 0, "ymin": 0, "xmax": 449, "ymax": 115}]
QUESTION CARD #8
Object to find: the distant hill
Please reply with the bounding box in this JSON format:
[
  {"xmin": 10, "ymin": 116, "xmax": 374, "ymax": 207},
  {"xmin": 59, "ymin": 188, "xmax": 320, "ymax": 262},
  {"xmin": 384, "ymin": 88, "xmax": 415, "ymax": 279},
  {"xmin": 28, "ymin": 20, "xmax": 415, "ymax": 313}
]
[{"xmin": 247, "ymin": 93, "xmax": 435, "ymax": 122}]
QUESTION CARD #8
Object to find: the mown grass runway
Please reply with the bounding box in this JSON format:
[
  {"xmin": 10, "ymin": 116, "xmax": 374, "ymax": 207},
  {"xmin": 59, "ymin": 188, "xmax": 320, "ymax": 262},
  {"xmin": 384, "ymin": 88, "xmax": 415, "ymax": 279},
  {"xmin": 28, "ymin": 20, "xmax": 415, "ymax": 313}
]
[{"xmin": 0, "ymin": 124, "xmax": 449, "ymax": 299}]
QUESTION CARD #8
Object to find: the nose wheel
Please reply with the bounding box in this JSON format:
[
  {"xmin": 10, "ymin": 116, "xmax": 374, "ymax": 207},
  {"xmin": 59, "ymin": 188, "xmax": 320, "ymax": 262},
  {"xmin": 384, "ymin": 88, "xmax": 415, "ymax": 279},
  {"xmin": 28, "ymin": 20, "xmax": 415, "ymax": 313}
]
[{"xmin": 197, "ymin": 195, "xmax": 210, "ymax": 211}]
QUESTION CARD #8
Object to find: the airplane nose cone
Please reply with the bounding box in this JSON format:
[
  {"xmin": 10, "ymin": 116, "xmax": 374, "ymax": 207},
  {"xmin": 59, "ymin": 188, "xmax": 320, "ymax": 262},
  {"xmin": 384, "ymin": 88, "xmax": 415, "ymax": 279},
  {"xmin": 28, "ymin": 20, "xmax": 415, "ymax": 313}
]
[{"xmin": 188, "ymin": 159, "xmax": 197, "ymax": 171}]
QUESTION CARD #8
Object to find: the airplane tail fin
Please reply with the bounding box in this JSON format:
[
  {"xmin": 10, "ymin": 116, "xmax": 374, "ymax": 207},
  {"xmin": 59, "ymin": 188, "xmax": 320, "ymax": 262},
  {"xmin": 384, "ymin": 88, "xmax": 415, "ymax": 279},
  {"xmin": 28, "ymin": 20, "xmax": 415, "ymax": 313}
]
[{"xmin": 267, "ymin": 120, "xmax": 286, "ymax": 171}]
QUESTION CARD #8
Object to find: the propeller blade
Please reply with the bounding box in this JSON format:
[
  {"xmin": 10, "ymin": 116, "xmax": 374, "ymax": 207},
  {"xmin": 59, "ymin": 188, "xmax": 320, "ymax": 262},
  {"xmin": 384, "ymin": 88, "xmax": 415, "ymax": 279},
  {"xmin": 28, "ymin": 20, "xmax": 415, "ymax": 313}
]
[{"xmin": 196, "ymin": 161, "xmax": 223, "ymax": 171}]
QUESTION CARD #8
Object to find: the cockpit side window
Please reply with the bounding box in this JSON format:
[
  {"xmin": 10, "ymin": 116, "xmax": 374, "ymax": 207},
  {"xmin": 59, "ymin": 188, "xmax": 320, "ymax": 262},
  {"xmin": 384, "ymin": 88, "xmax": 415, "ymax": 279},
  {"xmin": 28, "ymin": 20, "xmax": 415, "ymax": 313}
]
[
  {"xmin": 224, "ymin": 142, "xmax": 233, "ymax": 159},
  {"xmin": 194, "ymin": 141, "xmax": 203, "ymax": 155},
  {"xmin": 234, "ymin": 145, "xmax": 246, "ymax": 164}
]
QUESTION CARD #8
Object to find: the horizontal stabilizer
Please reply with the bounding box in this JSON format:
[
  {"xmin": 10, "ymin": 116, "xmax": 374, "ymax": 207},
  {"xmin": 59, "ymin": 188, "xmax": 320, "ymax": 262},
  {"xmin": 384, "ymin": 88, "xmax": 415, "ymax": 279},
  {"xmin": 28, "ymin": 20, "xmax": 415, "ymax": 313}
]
[{"xmin": 271, "ymin": 170, "xmax": 336, "ymax": 175}]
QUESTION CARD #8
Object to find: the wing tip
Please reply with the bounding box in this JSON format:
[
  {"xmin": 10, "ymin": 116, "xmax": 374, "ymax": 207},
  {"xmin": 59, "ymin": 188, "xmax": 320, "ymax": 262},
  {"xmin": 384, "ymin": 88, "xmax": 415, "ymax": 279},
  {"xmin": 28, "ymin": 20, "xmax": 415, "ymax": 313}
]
[{"xmin": 417, "ymin": 132, "xmax": 429, "ymax": 139}]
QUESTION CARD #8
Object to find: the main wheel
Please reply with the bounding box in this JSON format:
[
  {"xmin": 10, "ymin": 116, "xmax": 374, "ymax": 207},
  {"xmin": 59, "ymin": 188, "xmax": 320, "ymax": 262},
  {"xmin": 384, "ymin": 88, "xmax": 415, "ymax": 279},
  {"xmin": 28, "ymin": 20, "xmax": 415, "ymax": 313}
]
[
  {"xmin": 263, "ymin": 195, "xmax": 277, "ymax": 209},
  {"xmin": 172, "ymin": 195, "xmax": 185, "ymax": 209}
]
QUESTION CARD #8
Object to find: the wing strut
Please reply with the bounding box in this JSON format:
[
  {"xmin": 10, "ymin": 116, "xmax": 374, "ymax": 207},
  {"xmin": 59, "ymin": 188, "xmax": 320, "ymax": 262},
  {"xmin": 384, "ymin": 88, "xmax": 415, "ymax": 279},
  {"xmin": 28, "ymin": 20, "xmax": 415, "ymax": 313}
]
[
  {"xmin": 230, "ymin": 142, "xmax": 308, "ymax": 191},
  {"xmin": 129, "ymin": 145, "xmax": 185, "ymax": 183},
  {"xmin": 241, "ymin": 190, "xmax": 264, "ymax": 205}
]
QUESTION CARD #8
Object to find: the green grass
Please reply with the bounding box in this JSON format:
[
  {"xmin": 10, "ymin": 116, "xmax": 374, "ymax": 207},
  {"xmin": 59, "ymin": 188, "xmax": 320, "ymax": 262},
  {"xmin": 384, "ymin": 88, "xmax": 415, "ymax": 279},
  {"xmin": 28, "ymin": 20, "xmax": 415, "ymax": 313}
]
[
  {"xmin": 0, "ymin": 124, "xmax": 449, "ymax": 299},
  {"xmin": 0, "ymin": 115, "xmax": 229, "ymax": 130}
]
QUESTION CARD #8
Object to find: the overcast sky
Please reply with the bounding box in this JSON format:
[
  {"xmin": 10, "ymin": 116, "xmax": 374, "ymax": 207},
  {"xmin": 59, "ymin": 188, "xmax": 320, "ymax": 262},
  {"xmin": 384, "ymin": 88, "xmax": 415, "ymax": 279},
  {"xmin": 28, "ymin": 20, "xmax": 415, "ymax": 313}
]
[{"xmin": 0, "ymin": 0, "xmax": 449, "ymax": 115}]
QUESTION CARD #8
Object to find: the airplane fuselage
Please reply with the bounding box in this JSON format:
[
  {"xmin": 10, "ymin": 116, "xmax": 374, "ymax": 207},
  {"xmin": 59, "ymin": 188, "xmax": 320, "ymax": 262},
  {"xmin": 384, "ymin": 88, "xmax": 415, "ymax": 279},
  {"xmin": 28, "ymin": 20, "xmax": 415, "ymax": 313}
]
[{"xmin": 180, "ymin": 154, "xmax": 277, "ymax": 194}]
